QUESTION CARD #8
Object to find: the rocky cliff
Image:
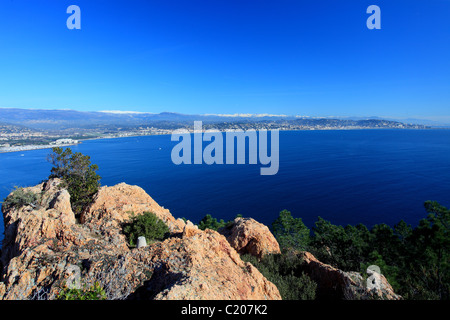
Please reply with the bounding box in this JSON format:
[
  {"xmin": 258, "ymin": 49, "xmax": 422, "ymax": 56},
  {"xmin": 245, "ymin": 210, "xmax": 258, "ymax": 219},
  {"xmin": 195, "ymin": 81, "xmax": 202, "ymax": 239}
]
[
  {"xmin": 0, "ymin": 179, "xmax": 280, "ymax": 300},
  {"xmin": 0, "ymin": 179, "xmax": 400, "ymax": 300}
]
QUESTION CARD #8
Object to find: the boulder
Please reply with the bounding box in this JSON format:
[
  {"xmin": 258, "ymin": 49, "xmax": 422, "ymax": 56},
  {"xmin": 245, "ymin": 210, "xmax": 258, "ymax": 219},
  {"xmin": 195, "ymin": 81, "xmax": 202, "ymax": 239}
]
[
  {"xmin": 218, "ymin": 217, "xmax": 281, "ymax": 259},
  {"xmin": 299, "ymin": 251, "xmax": 401, "ymax": 300},
  {"xmin": 80, "ymin": 183, "xmax": 185, "ymax": 234}
]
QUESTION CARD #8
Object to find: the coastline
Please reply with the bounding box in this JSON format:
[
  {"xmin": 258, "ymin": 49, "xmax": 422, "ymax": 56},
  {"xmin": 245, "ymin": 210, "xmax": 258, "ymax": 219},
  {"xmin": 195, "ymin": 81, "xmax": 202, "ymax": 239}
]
[
  {"xmin": 0, "ymin": 127, "xmax": 437, "ymax": 154},
  {"xmin": 0, "ymin": 132, "xmax": 172, "ymax": 154},
  {"xmin": 0, "ymin": 142, "xmax": 81, "ymax": 154}
]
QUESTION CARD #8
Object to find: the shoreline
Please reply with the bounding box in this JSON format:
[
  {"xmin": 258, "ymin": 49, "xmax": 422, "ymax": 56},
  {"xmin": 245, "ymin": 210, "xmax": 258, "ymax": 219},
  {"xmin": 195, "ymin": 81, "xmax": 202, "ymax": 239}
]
[
  {"xmin": 0, "ymin": 127, "xmax": 439, "ymax": 154},
  {"xmin": 0, "ymin": 132, "xmax": 173, "ymax": 154},
  {"xmin": 0, "ymin": 142, "xmax": 81, "ymax": 154}
]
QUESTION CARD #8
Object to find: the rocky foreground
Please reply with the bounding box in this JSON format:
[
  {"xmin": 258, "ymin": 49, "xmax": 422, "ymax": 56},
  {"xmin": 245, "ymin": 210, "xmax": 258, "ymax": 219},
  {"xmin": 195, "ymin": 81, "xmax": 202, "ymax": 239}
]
[{"xmin": 0, "ymin": 179, "xmax": 400, "ymax": 300}]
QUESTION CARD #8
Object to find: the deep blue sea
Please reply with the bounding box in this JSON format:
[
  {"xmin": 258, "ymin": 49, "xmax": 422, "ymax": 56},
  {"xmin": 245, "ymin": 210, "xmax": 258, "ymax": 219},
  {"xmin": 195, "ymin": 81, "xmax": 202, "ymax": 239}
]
[{"xmin": 1, "ymin": 129, "xmax": 450, "ymax": 245}]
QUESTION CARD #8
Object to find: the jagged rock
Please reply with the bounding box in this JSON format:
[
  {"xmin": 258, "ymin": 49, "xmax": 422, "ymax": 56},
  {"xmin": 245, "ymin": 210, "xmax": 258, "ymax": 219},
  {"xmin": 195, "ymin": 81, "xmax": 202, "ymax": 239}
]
[
  {"xmin": 48, "ymin": 190, "xmax": 74, "ymax": 220},
  {"xmin": 0, "ymin": 181, "xmax": 281, "ymax": 300},
  {"xmin": 0, "ymin": 179, "xmax": 78, "ymax": 268},
  {"xmin": 299, "ymin": 251, "xmax": 401, "ymax": 300},
  {"xmin": 218, "ymin": 217, "xmax": 281, "ymax": 259},
  {"xmin": 133, "ymin": 229, "xmax": 281, "ymax": 300},
  {"xmin": 182, "ymin": 220, "xmax": 201, "ymax": 239},
  {"xmin": 80, "ymin": 183, "xmax": 185, "ymax": 234},
  {"xmin": 364, "ymin": 265, "xmax": 400, "ymax": 299}
]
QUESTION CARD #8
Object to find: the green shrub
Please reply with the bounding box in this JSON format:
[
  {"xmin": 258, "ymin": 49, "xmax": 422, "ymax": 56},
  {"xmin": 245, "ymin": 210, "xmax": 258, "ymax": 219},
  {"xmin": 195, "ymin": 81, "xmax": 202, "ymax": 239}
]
[
  {"xmin": 198, "ymin": 213, "xmax": 243, "ymax": 231},
  {"xmin": 305, "ymin": 201, "xmax": 450, "ymax": 300},
  {"xmin": 47, "ymin": 147, "xmax": 101, "ymax": 217},
  {"xmin": 122, "ymin": 211, "xmax": 169, "ymax": 246},
  {"xmin": 310, "ymin": 217, "xmax": 373, "ymax": 271},
  {"xmin": 272, "ymin": 210, "xmax": 310, "ymax": 251},
  {"xmin": 241, "ymin": 252, "xmax": 317, "ymax": 300},
  {"xmin": 57, "ymin": 282, "xmax": 106, "ymax": 300},
  {"xmin": 198, "ymin": 214, "xmax": 226, "ymax": 231},
  {"xmin": 3, "ymin": 187, "xmax": 39, "ymax": 209}
]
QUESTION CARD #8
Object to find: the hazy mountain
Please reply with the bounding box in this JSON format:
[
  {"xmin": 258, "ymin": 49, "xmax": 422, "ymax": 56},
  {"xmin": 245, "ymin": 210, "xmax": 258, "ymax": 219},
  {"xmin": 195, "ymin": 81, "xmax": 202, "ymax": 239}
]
[
  {"xmin": 331, "ymin": 116, "xmax": 450, "ymax": 127},
  {"xmin": 394, "ymin": 118, "xmax": 450, "ymax": 127},
  {"xmin": 0, "ymin": 108, "xmax": 296, "ymax": 130},
  {"xmin": 0, "ymin": 107, "xmax": 438, "ymax": 131}
]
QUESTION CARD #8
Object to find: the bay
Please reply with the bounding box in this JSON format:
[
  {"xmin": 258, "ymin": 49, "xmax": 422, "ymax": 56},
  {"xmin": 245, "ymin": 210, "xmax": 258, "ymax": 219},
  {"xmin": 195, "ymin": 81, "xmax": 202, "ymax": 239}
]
[{"xmin": 1, "ymin": 129, "xmax": 450, "ymax": 245}]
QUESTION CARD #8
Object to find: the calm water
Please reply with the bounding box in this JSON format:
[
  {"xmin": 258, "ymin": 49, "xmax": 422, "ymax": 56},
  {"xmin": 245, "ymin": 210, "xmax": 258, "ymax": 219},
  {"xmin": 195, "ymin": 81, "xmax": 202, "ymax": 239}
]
[{"xmin": 1, "ymin": 130, "xmax": 450, "ymax": 244}]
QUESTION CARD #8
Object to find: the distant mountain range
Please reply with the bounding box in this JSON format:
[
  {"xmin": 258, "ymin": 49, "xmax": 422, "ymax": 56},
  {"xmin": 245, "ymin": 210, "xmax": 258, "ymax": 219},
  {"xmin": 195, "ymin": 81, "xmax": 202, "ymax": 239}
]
[
  {"xmin": 0, "ymin": 108, "xmax": 290, "ymax": 130},
  {"xmin": 0, "ymin": 107, "xmax": 443, "ymax": 131}
]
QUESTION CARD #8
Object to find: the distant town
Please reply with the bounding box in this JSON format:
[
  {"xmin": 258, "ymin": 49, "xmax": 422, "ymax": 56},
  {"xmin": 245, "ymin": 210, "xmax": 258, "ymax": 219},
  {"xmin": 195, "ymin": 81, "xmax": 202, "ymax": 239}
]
[
  {"xmin": 0, "ymin": 108, "xmax": 430, "ymax": 153},
  {"xmin": 0, "ymin": 125, "xmax": 174, "ymax": 153}
]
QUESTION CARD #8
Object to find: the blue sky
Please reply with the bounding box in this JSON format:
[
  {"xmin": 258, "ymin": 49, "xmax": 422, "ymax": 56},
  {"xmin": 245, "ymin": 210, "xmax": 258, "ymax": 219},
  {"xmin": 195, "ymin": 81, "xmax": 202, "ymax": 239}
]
[{"xmin": 0, "ymin": 0, "xmax": 449, "ymax": 120}]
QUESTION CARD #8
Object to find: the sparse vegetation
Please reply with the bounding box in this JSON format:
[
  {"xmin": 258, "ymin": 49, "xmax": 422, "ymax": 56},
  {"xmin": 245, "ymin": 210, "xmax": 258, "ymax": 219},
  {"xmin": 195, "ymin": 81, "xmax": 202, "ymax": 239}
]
[
  {"xmin": 197, "ymin": 213, "xmax": 242, "ymax": 231},
  {"xmin": 57, "ymin": 282, "xmax": 106, "ymax": 300},
  {"xmin": 2, "ymin": 187, "xmax": 39, "ymax": 209},
  {"xmin": 241, "ymin": 251, "xmax": 317, "ymax": 300},
  {"xmin": 122, "ymin": 211, "xmax": 169, "ymax": 247},
  {"xmin": 198, "ymin": 214, "xmax": 227, "ymax": 231}
]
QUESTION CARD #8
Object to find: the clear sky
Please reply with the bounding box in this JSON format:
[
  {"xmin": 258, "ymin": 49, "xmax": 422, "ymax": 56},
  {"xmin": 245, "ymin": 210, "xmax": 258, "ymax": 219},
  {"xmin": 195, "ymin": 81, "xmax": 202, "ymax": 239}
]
[{"xmin": 0, "ymin": 0, "xmax": 449, "ymax": 120}]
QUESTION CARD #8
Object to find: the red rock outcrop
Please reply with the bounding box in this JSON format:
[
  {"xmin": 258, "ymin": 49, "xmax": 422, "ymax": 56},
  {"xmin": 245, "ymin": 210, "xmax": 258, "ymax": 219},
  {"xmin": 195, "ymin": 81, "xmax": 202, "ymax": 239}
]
[
  {"xmin": 142, "ymin": 228, "xmax": 281, "ymax": 300},
  {"xmin": 299, "ymin": 251, "xmax": 401, "ymax": 300},
  {"xmin": 80, "ymin": 183, "xmax": 185, "ymax": 234},
  {"xmin": 218, "ymin": 217, "xmax": 281, "ymax": 259},
  {"xmin": 0, "ymin": 180, "xmax": 281, "ymax": 300},
  {"xmin": 0, "ymin": 179, "xmax": 401, "ymax": 300},
  {"xmin": 0, "ymin": 179, "xmax": 78, "ymax": 268}
]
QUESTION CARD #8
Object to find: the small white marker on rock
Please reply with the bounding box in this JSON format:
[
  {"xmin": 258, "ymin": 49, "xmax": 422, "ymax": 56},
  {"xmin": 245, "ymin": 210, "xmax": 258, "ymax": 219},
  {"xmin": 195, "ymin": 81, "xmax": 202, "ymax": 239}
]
[{"xmin": 137, "ymin": 236, "xmax": 147, "ymax": 248}]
